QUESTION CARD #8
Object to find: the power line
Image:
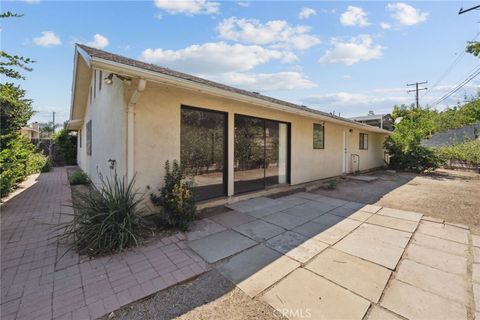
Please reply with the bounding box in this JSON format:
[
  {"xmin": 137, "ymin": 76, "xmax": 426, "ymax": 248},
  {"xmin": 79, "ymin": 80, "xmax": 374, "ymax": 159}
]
[
  {"xmin": 407, "ymin": 81, "xmax": 428, "ymax": 108},
  {"xmin": 430, "ymin": 64, "xmax": 480, "ymax": 107},
  {"xmin": 459, "ymin": 4, "xmax": 480, "ymax": 14}
]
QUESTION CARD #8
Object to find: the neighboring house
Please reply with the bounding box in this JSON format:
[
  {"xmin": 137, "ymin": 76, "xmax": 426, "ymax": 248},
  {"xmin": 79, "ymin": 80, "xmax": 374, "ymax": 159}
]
[
  {"xmin": 20, "ymin": 122, "xmax": 40, "ymax": 139},
  {"xmin": 349, "ymin": 112, "xmax": 393, "ymax": 131},
  {"xmin": 421, "ymin": 121, "xmax": 480, "ymax": 148},
  {"xmin": 67, "ymin": 44, "xmax": 390, "ymax": 202}
]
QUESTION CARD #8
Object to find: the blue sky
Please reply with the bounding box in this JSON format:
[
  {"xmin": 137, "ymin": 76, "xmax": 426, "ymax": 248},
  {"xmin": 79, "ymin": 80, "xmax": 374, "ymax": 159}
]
[{"xmin": 2, "ymin": 0, "xmax": 479, "ymax": 125}]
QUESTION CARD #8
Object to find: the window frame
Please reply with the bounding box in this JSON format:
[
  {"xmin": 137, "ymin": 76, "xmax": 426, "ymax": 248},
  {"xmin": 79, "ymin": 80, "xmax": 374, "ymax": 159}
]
[
  {"xmin": 86, "ymin": 120, "xmax": 92, "ymax": 156},
  {"xmin": 359, "ymin": 133, "xmax": 368, "ymax": 150},
  {"xmin": 313, "ymin": 123, "xmax": 325, "ymax": 149}
]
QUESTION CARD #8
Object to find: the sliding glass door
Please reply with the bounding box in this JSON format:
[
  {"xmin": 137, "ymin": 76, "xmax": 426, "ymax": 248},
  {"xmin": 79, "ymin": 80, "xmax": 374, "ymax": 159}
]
[
  {"xmin": 181, "ymin": 106, "xmax": 227, "ymax": 201},
  {"xmin": 234, "ymin": 115, "xmax": 289, "ymax": 194}
]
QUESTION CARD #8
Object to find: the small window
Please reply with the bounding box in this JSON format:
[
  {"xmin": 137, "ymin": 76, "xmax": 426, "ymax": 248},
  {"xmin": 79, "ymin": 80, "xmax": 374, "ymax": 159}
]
[
  {"xmin": 94, "ymin": 71, "xmax": 97, "ymax": 99},
  {"xmin": 89, "ymin": 87, "xmax": 92, "ymax": 104},
  {"xmin": 313, "ymin": 123, "xmax": 325, "ymax": 149},
  {"xmin": 359, "ymin": 133, "xmax": 368, "ymax": 150},
  {"xmin": 86, "ymin": 120, "xmax": 92, "ymax": 155},
  {"xmin": 99, "ymin": 70, "xmax": 102, "ymax": 91},
  {"xmin": 79, "ymin": 129, "xmax": 82, "ymax": 148}
]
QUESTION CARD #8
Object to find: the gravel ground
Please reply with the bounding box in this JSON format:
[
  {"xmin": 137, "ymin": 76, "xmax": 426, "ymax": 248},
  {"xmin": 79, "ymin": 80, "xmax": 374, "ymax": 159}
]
[
  {"xmin": 315, "ymin": 169, "xmax": 480, "ymax": 234},
  {"xmin": 106, "ymin": 270, "xmax": 286, "ymax": 320}
]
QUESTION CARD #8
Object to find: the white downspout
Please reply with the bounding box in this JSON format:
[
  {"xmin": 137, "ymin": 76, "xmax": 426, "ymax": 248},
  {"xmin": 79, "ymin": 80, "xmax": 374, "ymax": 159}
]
[{"xmin": 127, "ymin": 79, "xmax": 146, "ymax": 182}]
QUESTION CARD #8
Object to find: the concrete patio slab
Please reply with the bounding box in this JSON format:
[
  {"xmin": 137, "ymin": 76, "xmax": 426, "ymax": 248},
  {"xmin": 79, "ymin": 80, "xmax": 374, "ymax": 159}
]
[
  {"xmin": 314, "ymin": 196, "xmax": 348, "ymax": 207},
  {"xmin": 261, "ymin": 268, "xmax": 370, "ymax": 320},
  {"xmin": 226, "ymin": 197, "xmax": 280, "ymax": 213},
  {"xmin": 405, "ymin": 243, "xmax": 467, "ymax": 275},
  {"xmin": 283, "ymin": 204, "xmax": 328, "ymax": 220},
  {"xmin": 290, "ymin": 192, "xmax": 325, "ymax": 201},
  {"xmin": 238, "ymin": 255, "xmax": 300, "ymax": 298},
  {"xmin": 381, "ymin": 279, "xmax": 467, "ymax": 320},
  {"xmin": 377, "ymin": 207, "xmax": 423, "ymax": 222},
  {"xmin": 292, "ymin": 221, "xmax": 330, "ymax": 238},
  {"xmin": 474, "ymin": 283, "xmax": 480, "ymax": 311},
  {"xmin": 411, "ymin": 232, "xmax": 469, "ymax": 257},
  {"xmin": 216, "ymin": 244, "xmax": 281, "ymax": 284},
  {"xmin": 313, "ymin": 213, "xmax": 345, "ymax": 227},
  {"xmin": 341, "ymin": 201, "xmax": 366, "ymax": 210},
  {"xmin": 326, "ymin": 205, "xmax": 358, "ymax": 218},
  {"xmin": 334, "ymin": 224, "xmax": 411, "ymax": 269},
  {"xmin": 348, "ymin": 210, "xmax": 373, "ymax": 222},
  {"xmin": 266, "ymin": 231, "xmax": 308, "ymax": 255},
  {"xmin": 233, "ymin": 219, "xmax": 285, "ymax": 242},
  {"xmin": 367, "ymin": 306, "xmax": 403, "ymax": 320},
  {"xmin": 366, "ymin": 214, "xmax": 418, "ymax": 233},
  {"xmin": 417, "ymin": 220, "xmax": 469, "ymax": 244},
  {"xmin": 360, "ymin": 204, "xmax": 382, "ymax": 214},
  {"xmin": 188, "ymin": 230, "xmax": 257, "ymax": 263},
  {"xmin": 209, "ymin": 210, "xmax": 256, "ymax": 228},
  {"xmin": 299, "ymin": 200, "xmax": 340, "ymax": 214},
  {"xmin": 396, "ymin": 259, "xmax": 469, "ymax": 305},
  {"xmin": 185, "ymin": 218, "xmax": 227, "ymax": 241},
  {"xmin": 474, "ymin": 247, "xmax": 480, "ymax": 263},
  {"xmin": 284, "ymin": 238, "xmax": 329, "ymax": 263},
  {"xmin": 245, "ymin": 200, "xmax": 300, "ymax": 218},
  {"xmin": 473, "ymin": 264, "xmax": 480, "ymax": 283},
  {"xmin": 472, "ymin": 235, "xmax": 480, "ymax": 248},
  {"xmin": 307, "ymin": 248, "xmax": 391, "ymax": 302},
  {"xmin": 262, "ymin": 211, "xmax": 311, "ymax": 230},
  {"xmin": 313, "ymin": 219, "xmax": 362, "ymax": 245},
  {"xmin": 275, "ymin": 195, "xmax": 310, "ymax": 206}
]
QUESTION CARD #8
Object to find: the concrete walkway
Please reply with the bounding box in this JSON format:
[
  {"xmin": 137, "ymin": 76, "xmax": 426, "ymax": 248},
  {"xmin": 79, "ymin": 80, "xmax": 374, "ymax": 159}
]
[
  {"xmin": 0, "ymin": 168, "xmax": 207, "ymax": 320},
  {"xmin": 186, "ymin": 192, "xmax": 479, "ymax": 320}
]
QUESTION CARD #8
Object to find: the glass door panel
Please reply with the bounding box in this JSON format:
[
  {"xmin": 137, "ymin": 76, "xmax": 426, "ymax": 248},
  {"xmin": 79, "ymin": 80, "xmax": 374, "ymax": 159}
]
[{"xmin": 181, "ymin": 107, "xmax": 226, "ymax": 201}]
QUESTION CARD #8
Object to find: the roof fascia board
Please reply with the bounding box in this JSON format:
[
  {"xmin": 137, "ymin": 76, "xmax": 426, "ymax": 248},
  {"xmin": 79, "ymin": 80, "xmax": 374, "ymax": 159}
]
[{"xmin": 91, "ymin": 57, "xmax": 390, "ymax": 134}]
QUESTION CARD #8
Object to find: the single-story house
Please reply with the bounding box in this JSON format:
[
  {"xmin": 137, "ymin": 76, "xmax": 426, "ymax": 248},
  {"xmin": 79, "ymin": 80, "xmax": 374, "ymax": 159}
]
[
  {"xmin": 67, "ymin": 44, "xmax": 390, "ymax": 202},
  {"xmin": 20, "ymin": 122, "xmax": 40, "ymax": 139}
]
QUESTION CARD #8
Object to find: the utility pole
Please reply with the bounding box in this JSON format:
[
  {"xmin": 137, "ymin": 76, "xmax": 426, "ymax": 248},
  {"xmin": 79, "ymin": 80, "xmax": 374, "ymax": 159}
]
[
  {"xmin": 407, "ymin": 81, "xmax": 428, "ymax": 108},
  {"xmin": 49, "ymin": 111, "xmax": 55, "ymax": 158}
]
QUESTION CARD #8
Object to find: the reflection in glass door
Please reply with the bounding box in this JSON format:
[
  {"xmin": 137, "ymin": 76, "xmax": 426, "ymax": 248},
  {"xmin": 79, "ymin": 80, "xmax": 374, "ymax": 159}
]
[
  {"xmin": 234, "ymin": 115, "xmax": 289, "ymax": 194},
  {"xmin": 181, "ymin": 106, "xmax": 227, "ymax": 201}
]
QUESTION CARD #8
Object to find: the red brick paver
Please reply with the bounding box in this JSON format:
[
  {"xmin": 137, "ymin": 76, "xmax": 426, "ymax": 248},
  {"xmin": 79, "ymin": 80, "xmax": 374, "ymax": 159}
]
[{"xmin": 1, "ymin": 168, "xmax": 207, "ymax": 320}]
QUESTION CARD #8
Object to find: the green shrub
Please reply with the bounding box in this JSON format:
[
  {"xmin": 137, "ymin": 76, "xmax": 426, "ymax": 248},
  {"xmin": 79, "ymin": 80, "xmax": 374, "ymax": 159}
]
[
  {"xmin": 53, "ymin": 129, "xmax": 77, "ymax": 165},
  {"xmin": 435, "ymin": 140, "xmax": 480, "ymax": 165},
  {"xmin": 41, "ymin": 157, "xmax": 52, "ymax": 173},
  {"xmin": 26, "ymin": 152, "xmax": 48, "ymax": 175},
  {"xmin": 150, "ymin": 160, "xmax": 196, "ymax": 231},
  {"xmin": 62, "ymin": 171, "xmax": 146, "ymax": 257},
  {"xmin": 68, "ymin": 169, "xmax": 89, "ymax": 185}
]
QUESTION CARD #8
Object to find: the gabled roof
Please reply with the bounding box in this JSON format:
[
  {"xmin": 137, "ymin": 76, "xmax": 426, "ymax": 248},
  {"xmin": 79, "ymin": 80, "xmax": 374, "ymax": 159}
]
[{"xmin": 71, "ymin": 44, "xmax": 391, "ymax": 134}]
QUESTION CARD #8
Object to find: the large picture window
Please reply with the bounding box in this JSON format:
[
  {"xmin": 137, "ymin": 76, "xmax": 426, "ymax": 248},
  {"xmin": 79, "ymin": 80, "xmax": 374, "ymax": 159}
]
[
  {"xmin": 181, "ymin": 106, "xmax": 227, "ymax": 201},
  {"xmin": 359, "ymin": 133, "xmax": 368, "ymax": 150},
  {"xmin": 313, "ymin": 123, "xmax": 324, "ymax": 149}
]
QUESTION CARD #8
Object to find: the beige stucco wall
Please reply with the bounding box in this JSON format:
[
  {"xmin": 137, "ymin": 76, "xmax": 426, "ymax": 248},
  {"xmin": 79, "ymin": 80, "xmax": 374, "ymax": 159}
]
[
  {"xmin": 131, "ymin": 82, "xmax": 388, "ymax": 196},
  {"xmin": 77, "ymin": 70, "xmax": 127, "ymax": 185}
]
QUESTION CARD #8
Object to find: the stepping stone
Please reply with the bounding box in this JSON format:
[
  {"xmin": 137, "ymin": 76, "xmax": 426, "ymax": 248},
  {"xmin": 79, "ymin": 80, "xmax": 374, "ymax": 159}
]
[
  {"xmin": 327, "ymin": 206, "xmax": 358, "ymax": 218},
  {"xmin": 262, "ymin": 211, "xmax": 311, "ymax": 230},
  {"xmin": 261, "ymin": 268, "xmax": 370, "ymax": 320},
  {"xmin": 292, "ymin": 221, "xmax": 330, "ymax": 238},
  {"xmin": 233, "ymin": 220, "xmax": 285, "ymax": 242},
  {"xmin": 405, "ymin": 243, "xmax": 467, "ymax": 275},
  {"xmin": 472, "ymin": 235, "xmax": 480, "ymax": 248},
  {"xmin": 348, "ymin": 210, "xmax": 373, "ymax": 222},
  {"xmin": 188, "ymin": 230, "xmax": 257, "ymax": 263},
  {"xmin": 226, "ymin": 197, "xmax": 279, "ymax": 213},
  {"xmin": 411, "ymin": 232, "xmax": 468, "ymax": 257},
  {"xmin": 381, "ymin": 279, "xmax": 466, "ymax": 320},
  {"xmin": 209, "ymin": 211, "xmax": 256, "ymax": 228},
  {"xmin": 396, "ymin": 259, "xmax": 469, "ymax": 305},
  {"xmin": 360, "ymin": 204, "xmax": 382, "ymax": 214},
  {"xmin": 366, "ymin": 214, "xmax": 418, "ymax": 233},
  {"xmin": 378, "ymin": 207, "xmax": 422, "ymax": 222},
  {"xmin": 185, "ymin": 218, "xmax": 226, "ymax": 241},
  {"xmin": 367, "ymin": 306, "xmax": 402, "ymax": 320},
  {"xmin": 313, "ymin": 213, "xmax": 345, "ymax": 227},
  {"xmin": 217, "ymin": 244, "xmax": 281, "ymax": 283},
  {"xmin": 333, "ymin": 224, "xmax": 411, "ymax": 269},
  {"xmin": 284, "ymin": 238, "xmax": 329, "ymax": 263},
  {"xmin": 237, "ymin": 255, "xmax": 300, "ymax": 298},
  {"xmin": 417, "ymin": 221, "xmax": 469, "ymax": 244},
  {"xmin": 314, "ymin": 219, "xmax": 362, "ymax": 246},
  {"xmin": 266, "ymin": 231, "xmax": 308, "ymax": 255},
  {"xmin": 307, "ymin": 248, "xmax": 391, "ymax": 302}
]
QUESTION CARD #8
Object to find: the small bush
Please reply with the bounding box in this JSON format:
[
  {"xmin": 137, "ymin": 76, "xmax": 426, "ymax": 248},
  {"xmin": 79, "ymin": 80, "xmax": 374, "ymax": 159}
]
[
  {"xmin": 151, "ymin": 160, "xmax": 196, "ymax": 231},
  {"xmin": 41, "ymin": 157, "xmax": 52, "ymax": 173},
  {"xmin": 435, "ymin": 140, "xmax": 480, "ymax": 165},
  {"xmin": 68, "ymin": 169, "xmax": 89, "ymax": 185},
  {"xmin": 26, "ymin": 152, "xmax": 48, "ymax": 175},
  {"xmin": 63, "ymin": 171, "xmax": 146, "ymax": 257},
  {"xmin": 323, "ymin": 180, "xmax": 338, "ymax": 190}
]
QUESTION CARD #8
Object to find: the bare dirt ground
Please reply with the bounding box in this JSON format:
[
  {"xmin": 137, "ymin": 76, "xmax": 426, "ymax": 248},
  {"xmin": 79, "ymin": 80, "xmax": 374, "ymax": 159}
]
[
  {"xmin": 107, "ymin": 270, "xmax": 285, "ymax": 320},
  {"xmin": 314, "ymin": 169, "xmax": 480, "ymax": 234}
]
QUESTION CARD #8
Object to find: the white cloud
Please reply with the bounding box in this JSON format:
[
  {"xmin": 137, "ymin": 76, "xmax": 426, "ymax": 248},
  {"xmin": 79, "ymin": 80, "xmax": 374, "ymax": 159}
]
[
  {"xmin": 299, "ymin": 7, "xmax": 316, "ymax": 20},
  {"xmin": 204, "ymin": 71, "xmax": 316, "ymax": 91},
  {"xmin": 217, "ymin": 17, "xmax": 320, "ymax": 50},
  {"xmin": 85, "ymin": 34, "xmax": 109, "ymax": 49},
  {"xmin": 320, "ymin": 35, "xmax": 383, "ymax": 65},
  {"xmin": 340, "ymin": 6, "xmax": 370, "ymax": 27},
  {"xmin": 154, "ymin": 0, "xmax": 219, "ymax": 15},
  {"xmin": 140, "ymin": 42, "xmax": 294, "ymax": 74},
  {"xmin": 387, "ymin": 3, "xmax": 428, "ymax": 26},
  {"xmin": 380, "ymin": 22, "xmax": 392, "ymax": 30},
  {"xmin": 33, "ymin": 31, "xmax": 61, "ymax": 47},
  {"xmin": 237, "ymin": 1, "xmax": 249, "ymax": 7}
]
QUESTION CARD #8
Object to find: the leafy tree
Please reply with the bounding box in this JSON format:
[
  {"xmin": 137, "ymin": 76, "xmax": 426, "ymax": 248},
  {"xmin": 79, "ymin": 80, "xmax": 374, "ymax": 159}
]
[
  {"xmin": 466, "ymin": 41, "xmax": 480, "ymax": 57},
  {"xmin": 39, "ymin": 121, "xmax": 60, "ymax": 138},
  {"xmin": 53, "ymin": 128, "xmax": 77, "ymax": 165},
  {"xmin": 0, "ymin": 83, "xmax": 34, "ymax": 140}
]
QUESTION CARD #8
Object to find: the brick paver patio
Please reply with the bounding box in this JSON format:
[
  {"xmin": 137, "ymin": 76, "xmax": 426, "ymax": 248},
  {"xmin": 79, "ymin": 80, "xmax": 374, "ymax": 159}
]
[{"xmin": 1, "ymin": 168, "xmax": 207, "ymax": 320}]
